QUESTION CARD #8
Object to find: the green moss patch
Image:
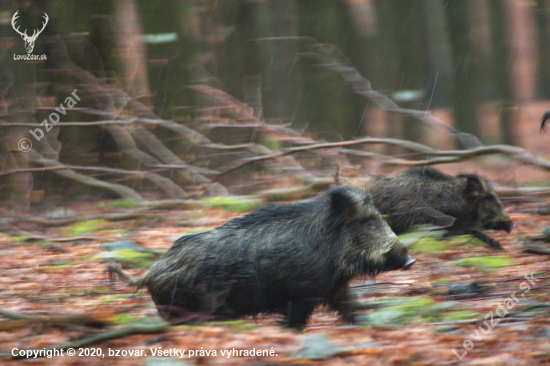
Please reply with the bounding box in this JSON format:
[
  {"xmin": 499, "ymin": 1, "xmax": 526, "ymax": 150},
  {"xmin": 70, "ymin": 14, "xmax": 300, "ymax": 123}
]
[
  {"xmin": 455, "ymin": 255, "xmax": 513, "ymax": 271},
  {"xmin": 65, "ymin": 219, "xmax": 109, "ymax": 236},
  {"xmin": 442, "ymin": 310, "xmax": 480, "ymax": 321},
  {"xmin": 206, "ymin": 320, "xmax": 256, "ymax": 330},
  {"xmin": 182, "ymin": 227, "xmax": 215, "ymax": 234},
  {"xmin": 357, "ymin": 296, "xmax": 480, "ymax": 327},
  {"xmin": 357, "ymin": 296, "xmax": 438, "ymax": 326},
  {"xmin": 408, "ymin": 238, "xmax": 448, "ymax": 255},
  {"xmin": 94, "ymin": 249, "xmax": 157, "ymax": 269},
  {"xmin": 431, "ymin": 278, "xmax": 451, "ymax": 285},
  {"xmin": 397, "ymin": 228, "xmax": 446, "ymax": 248},
  {"xmin": 203, "ymin": 196, "xmax": 263, "ymax": 212},
  {"xmin": 447, "ymin": 235, "xmax": 489, "ymax": 248},
  {"xmin": 9, "ymin": 235, "xmax": 30, "ymax": 243},
  {"xmin": 111, "ymin": 314, "xmax": 142, "ymax": 324},
  {"xmin": 96, "ymin": 199, "xmax": 141, "ymax": 208},
  {"xmin": 259, "ymin": 138, "xmax": 282, "ymax": 151}
]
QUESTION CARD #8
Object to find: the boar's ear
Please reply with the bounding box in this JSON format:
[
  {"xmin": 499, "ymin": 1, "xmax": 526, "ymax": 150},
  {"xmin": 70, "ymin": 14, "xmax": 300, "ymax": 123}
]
[
  {"xmin": 329, "ymin": 187, "xmax": 360, "ymax": 220},
  {"xmin": 461, "ymin": 174, "xmax": 483, "ymax": 199}
]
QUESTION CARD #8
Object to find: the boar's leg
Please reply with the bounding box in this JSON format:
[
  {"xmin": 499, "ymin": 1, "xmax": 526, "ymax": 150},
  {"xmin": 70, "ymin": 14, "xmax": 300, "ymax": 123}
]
[
  {"xmin": 328, "ymin": 284, "xmax": 356, "ymax": 324},
  {"xmin": 285, "ymin": 300, "xmax": 316, "ymax": 329},
  {"xmin": 466, "ymin": 230, "xmax": 504, "ymax": 251}
]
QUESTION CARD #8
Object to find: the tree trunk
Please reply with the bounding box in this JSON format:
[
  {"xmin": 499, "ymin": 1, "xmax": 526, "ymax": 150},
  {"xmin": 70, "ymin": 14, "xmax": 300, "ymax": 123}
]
[
  {"xmin": 535, "ymin": 0, "xmax": 550, "ymax": 98},
  {"xmin": 257, "ymin": 0, "xmax": 302, "ymax": 122},
  {"xmin": 373, "ymin": 0, "xmax": 424, "ymax": 148},
  {"xmin": 417, "ymin": 0, "xmax": 453, "ymax": 108},
  {"xmin": 443, "ymin": 0, "xmax": 482, "ymax": 145},
  {"xmin": 114, "ymin": 0, "xmax": 152, "ymax": 107},
  {"xmin": 488, "ymin": 0, "xmax": 517, "ymax": 145}
]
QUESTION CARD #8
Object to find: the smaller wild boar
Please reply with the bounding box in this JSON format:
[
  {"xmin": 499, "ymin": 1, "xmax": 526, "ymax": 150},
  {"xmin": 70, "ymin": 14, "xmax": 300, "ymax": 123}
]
[
  {"xmin": 137, "ymin": 186, "xmax": 415, "ymax": 329},
  {"xmin": 345, "ymin": 167, "xmax": 514, "ymax": 250}
]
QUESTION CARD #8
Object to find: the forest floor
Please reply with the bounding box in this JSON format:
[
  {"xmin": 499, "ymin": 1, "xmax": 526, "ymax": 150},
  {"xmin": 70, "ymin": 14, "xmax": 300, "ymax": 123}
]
[
  {"xmin": 1, "ymin": 199, "xmax": 550, "ymax": 366},
  {"xmin": 2, "ymin": 101, "xmax": 550, "ymax": 366}
]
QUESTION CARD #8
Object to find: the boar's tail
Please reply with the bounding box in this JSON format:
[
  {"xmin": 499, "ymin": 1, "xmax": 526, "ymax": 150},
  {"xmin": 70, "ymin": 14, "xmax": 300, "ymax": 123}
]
[
  {"xmin": 107, "ymin": 261, "xmax": 148, "ymax": 292},
  {"xmin": 129, "ymin": 274, "xmax": 147, "ymax": 289}
]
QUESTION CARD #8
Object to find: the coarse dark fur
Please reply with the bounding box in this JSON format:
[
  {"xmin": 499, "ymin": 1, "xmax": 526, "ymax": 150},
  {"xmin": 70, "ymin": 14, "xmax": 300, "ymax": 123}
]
[
  {"xmin": 138, "ymin": 186, "xmax": 415, "ymax": 329},
  {"xmin": 346, "ymin": 167, "xmax": 514, "ymax": 250}
]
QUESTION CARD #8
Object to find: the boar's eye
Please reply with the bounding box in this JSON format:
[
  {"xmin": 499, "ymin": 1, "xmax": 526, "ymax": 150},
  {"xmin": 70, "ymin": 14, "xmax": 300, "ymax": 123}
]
[
  {"xmin": 359, "ymin": 217, "xmax": 375, "ymax": 228},
  {"xmin": 483, "ymin": 195, "xmax": 496, "ymax": 203}
]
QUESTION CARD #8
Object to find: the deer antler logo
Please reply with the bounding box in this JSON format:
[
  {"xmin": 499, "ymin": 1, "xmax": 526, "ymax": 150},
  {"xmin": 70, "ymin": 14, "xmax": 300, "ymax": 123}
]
[{"xmin": 11, "ymin": 11, "xmax": 49, "ymax": 54}]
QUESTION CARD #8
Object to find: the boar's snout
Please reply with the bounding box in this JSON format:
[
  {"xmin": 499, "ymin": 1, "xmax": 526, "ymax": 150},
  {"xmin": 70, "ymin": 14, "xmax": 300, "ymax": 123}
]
[
  {"xmin": 403, "ymin": 254, "xmax": 416, "ymax": 270},
  {"xmin": 505, "ymin": 221, "xmax": 516, "ymax": 233},
  {"xmin": 384, "ymin": 242, "xmax": 416, "ymax": 271}
]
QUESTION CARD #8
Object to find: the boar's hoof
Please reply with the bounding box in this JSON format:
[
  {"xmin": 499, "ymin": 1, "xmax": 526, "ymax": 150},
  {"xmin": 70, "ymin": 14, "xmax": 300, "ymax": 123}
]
[
  {"xmin": 470, "ymin": 231, "xmax": 504, "ymax": 251},
  {"xmin": 487, "ymin": 237, "xmax": 504, "ymax": 251},
  {"xmin": 286, "ymin": 300, "xmax": 316, "ymax": 330}
]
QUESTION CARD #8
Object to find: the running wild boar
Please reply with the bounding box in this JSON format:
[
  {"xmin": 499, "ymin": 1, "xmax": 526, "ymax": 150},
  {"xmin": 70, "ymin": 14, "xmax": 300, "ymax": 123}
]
[
  {"xmin": 138, "ymin": 186, "xmax": 415, "ymax": 329},
  {"xmin": 345, "ymin": 167, "xmax": 514, "ymax": 250}
]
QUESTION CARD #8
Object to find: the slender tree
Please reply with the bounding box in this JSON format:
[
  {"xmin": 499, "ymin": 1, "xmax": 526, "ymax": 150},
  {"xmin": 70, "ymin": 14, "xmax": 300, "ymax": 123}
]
[
  {"xmin": 443, "ymin": 0, "xmax": 482, "ymax": 145},
  {"xmin": 488, "ymin": 0, "xmax": 517, "ymax": 145},
  {"xmin": 373, "ymin": 0, "xmax": 424, "ymax": 148},
  {"xmin": 535, "ymin": 0, "xmax": 550, "ymax": 98}
]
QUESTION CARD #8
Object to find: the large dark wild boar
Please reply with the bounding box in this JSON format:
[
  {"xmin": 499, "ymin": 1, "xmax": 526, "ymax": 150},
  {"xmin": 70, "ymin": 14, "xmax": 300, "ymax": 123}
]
[
  {"xmin": 138, "ymin": 186, "xmax": 415, "ymax": 329},
  {"xmin": 346, "ymin": 167, "xmax": 514, "ymax": 250}
]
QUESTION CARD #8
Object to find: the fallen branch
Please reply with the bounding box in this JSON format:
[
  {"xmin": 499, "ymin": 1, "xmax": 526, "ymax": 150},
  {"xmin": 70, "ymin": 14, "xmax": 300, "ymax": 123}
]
[
  {"xmin": 522, "ymin": 242, "xmax": 550, "ymax": 256},
  {"xmin": 29, "ymin": 151, "xmax": 144, "ymax": 200},
  {"xmin": 252, "ymin": 180, "xmax": 332, "ymax": 203},
  {"xmin": 0, "ymin": 322, "xmax": 170, "ymax": 359},
  {"xmin": 105, "ymin": 125, "xmax": 189, "ymax": 198},
  {"xmin": 0, "ymin": 165, "xmax": 163, "ymax": 178},
  {"xmin": 0, "ymin": 309, "xmax": 114, "ymax": 331},
  {"xmin": 536, "ymin": 204, "xmax": 550, "ymax": 215},
  {"xmin": 216, "ymin": 137, "xmax": 550, "ymax": 180},
  {"xmin": 133, "ymin": 126, "xmax": 211, "ymax": 184},
  {"xmin": 493, "ymin": 186, "xmax": 550, "ymax": 197},
  {"xmin": 2, "ymin": 228, "xmax": 99, "ymax": 242},
  {"xmin": 26, "ymin": 211, "xmax": 157, "ymax": 226},
  {"xmin": 140, "ymin": 199, "xmax": 204, "ymax": 210},
  {"xmin": 0, "ymin": 120, "xmax": 141, "ymax": 127},
  {"xmin": 0, "ymin": 163, "xmax": 218, "ymax": 181}
]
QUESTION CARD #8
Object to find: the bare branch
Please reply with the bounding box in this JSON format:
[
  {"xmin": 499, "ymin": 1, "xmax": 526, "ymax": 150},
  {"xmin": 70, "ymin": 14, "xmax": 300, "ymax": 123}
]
[
  {"xmin": 28, "ymin": 151, "xmax": 144, "ymax": 201},
  {"xmin": 300, "ymin": 38, "xmax": 483, "ymax": 149},
  {"xmin": 216, "ymin": 137, "xmax": 550, "ymax": 180}
]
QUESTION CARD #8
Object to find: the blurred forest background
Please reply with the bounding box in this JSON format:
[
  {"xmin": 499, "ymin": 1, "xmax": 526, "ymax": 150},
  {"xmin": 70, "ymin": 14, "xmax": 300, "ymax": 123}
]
[{"xmin": 1, "ymin": 0, "xmax": 550, "ymax": 207}]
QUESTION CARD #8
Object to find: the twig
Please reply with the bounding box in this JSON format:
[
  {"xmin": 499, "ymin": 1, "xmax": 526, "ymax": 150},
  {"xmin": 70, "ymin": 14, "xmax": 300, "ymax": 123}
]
[
  {"xmin": 3, "ymin": 228, "xmax": 99, "ymax": 242},
  {"xmin": 0, "ymin": 165, "xmax": 162, "ymax": 178},
  {"xmin": 0, "ymin": 120, "xmax": 140, "ymax": 127}
]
